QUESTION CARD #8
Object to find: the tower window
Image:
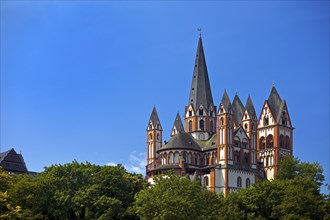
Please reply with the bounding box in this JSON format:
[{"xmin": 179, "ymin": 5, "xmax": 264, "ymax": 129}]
[
  {"xmin": 263, "ymin": 115, "xmax": 269, "ymax": 126},
  {"xmin": 244, "ymin": 113, "xmax": 247, "ymax": 119},
  {"xmin": 189, "ymin": 120, "xmax": 192, "ymax": 132},
  {"xmin": 157, "ymin": 133, "xmax": 160, "ymax": 140},
  {"xmin": 220, "ymin": 117, "xmax": 224, "ymax": 126},
  {"xmin": 237, "ymin": 177, "xmax": 242, "ymax": 188},
  {"xmin": 199, "ymin": 109, "xmax": 203, "ymax": 115},
  {"xmin": 199, "ymin": 119, "xmax": 205, "ymax": 131},
  {"xmin": 189, "ymin": 110, "xmax": 192, "ymax": 116},
  {"xmin": 149, "ymin": 133, "xmax": 153, "ymax": 140},
  {"xmin": 220, "ymin": 107, "xmax": 224, "ymax": 113},
  {"xmin": 246, "ymin": 178, "xmax": 251, "ymax": 188},
  {"xmin": 204, "ymin": 176, "xmax": 209, "ymax": 186},
  {"xmin": 210, "ymin": 120, "xmax": 214, "ymax": 132},
  {"xmin": 244, "ymin": 123, "xmax": 248, "ymax": 130}
]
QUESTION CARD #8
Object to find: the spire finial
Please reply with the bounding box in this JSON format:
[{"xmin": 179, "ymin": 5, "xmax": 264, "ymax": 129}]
[
  {"xmin": 197, "ymin": 28, "xmax": 202, "ymax": 37},
  {"xmin": 272, "ymin": 81, "xmax": 275, "ymax": 87}
]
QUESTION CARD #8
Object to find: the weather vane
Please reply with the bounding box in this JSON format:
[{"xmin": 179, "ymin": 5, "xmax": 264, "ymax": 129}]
[{"xmin": 197, "ymin": 28, "xmax": 202, "ymax": 37}]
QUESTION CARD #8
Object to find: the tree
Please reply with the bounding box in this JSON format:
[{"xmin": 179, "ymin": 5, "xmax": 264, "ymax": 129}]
[
  {"xmin": 276, "ymin": 155, "xmax": 324, "ymax": 186},
  {"xmin": 7, "ymin": 161, "xmax": 146, "ymax": 219},
  {"xmin": 0, "ymin": 168, "xmax": 22, "ymax": 219},
  {"xmin": 134, "ymin": 174, "xmax": 223, "ymax": 220}
]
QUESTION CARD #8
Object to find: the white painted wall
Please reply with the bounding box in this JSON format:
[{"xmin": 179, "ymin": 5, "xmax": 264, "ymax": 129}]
[{"xmin": 228, "ymin": 169, "xmax": 255, "ymax": 189}]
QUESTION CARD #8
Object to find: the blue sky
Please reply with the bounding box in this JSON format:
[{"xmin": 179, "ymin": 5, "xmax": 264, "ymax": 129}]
[{"xmin": 1, "ymin": 1, "xmax": 329, "ymax": 187}]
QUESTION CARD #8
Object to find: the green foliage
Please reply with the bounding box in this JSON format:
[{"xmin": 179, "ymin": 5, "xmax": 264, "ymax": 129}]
[
  {"xmin": 276, "ymin": 155, "xmax": 325, "ymax": 186},
  {"xmin": 134, "ymin": 174, "xmax": 223, "ymax": 220},
  {"xmin": 2, "ymin": 157, "xmax": 328, "ymax": 219},
  {"xmin": 6, "ymin": 161, "xmax": 146, "ymax": 219},
  {"xmin": 0, "ymin": 168, "xmax": 22, "ymax": 220}
]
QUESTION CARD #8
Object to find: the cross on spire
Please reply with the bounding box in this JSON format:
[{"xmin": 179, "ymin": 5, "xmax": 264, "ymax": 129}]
[{"xmin": 197, "ymin": 28, "xmax": 202, "ymax": 37}]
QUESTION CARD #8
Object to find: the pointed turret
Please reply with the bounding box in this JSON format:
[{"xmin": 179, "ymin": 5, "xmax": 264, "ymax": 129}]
[
  {"xmin": 232, "ymin": 93, "xmax": 244, "ymax": 127},
  {"xmin": 219, "ymin": 90, "xmax": 232, "ymax": 113},
  {"xmin": 188, "ymin": 36, "xmax": 214, "ymax": 111},
  {"xmin": 146, "ymin": 107, "xmax": 162, "ymax": 165},
  {"xmin": 171, "ymin": 112, "xmax": 185, "ymax": 136},
  {"xmin": 147, "ymin": 106, "xmax": 162, "ymax": 131},
  {"xmin": 245, "ymin": 95, "xmax": 257, "ymax": 119},
  {"xmin": 267, "ymin": 85, "xmax": 283, "ymax": 122}
]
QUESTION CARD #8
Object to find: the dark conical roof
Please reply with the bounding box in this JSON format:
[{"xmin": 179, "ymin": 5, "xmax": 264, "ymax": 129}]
[
  {"xmin": 188, "ymin": 36, "xmax": 214, "ymax": 110},
  {"xmin": 219, "ymin": 90, "xmax": 232, "ymax": 113},
  {"xmin": 245, "ymin": 95, "xmax": 257, "ymax": 119},
  {"xmin": 160, "ymin": 132, "xmax": 201, "ymax": 151},
  {"xmin": 172, "ymin": 112, "xmax": 184, "ymax": 134},
  {"xmin": 267, "ymin": 85, "xmax": 283, "ymax": 121},
  {"xmin": 147, "ymin": 107, "xmax": 162, "ymax": 130},
  {"xmin": 232, "ymin": 94, "xmax": 244, "ymax": 126}
]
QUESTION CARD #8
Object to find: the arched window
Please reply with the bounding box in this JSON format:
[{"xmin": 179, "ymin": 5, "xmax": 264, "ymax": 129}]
[
  {"xmin": 285, "ymin": 136, "xmax": 291, "ymax": 149},
  {"xmin": 244, "ymin": 123, "xmax": 248, "ymax": 130},
  {"xmin": 259, "ymin": 137, "xmax": 266, "ymax": 150},
  {"xmin": 189, "ymin": 110, "xmax": 192, "ymax": 116},
  {"xmin": 266, "ymin": 135, "xmax": 273, "ymax": 148},
  {"xmin": 199, "ymin": 108, "xmax": 204, "ymax": 116},
  {"xmin": 237, "ymin": 176, "xmax": 242, "ymax": 187},
  {"xmin": 263, "ymin": 115, "xmax": 269, "ymax": 126},
  {"xmin": 188, "ymin": 120, "xmax": 192, "ymax": 132},
  {"xmin": 162, "ymin": 153, "xmax": 167, "ymax": 165},
  {"xmin": 242, "ymin": 139, "xmax": 248, "ymax": 149},
  {"xmin": 228, "ymin": 118, "xmax": 232, "ymax": 127},
  {"xmin": 169, "ymin": 152, "xmax": 174, "ymax": 164},
  {"xmin": 246, "ymin": 178, "xmax": 251, "ymax": 188},
  {"xmin": 281, "ymin": 111, "xmax": 287, "ymax": 125},
  {"xmin": 157, "ymin": 133, "xmax": 160, "ymax": 140},
  {"xmin": 212, "ymin": 153, "xmax": 217, "ymax": 164},
  {"xmin": 182, "ymin": 151, "xmax": 187, "ymax": 162},
  {"xmin": 210, "ymin": 120, "xmax": 214, "ymax": 132},
  {"xmin": 204, "ymin": 154, "xmax": 209, "ymax": 165},
  {"xmin": 199, "ymin": 119, "xmax": 205, "ymax": 131},
  {"xmin": 280, "ymin": 134, "xmax": 284, "ymax": 148},
  {"xmin": 174, "ymin": 152, "xmax": 179, "ymax": 163},
  {"xmin": 204, "ymin": 176, "xmax": 209, "ymax": 186},
  {"xmin": 149, "ymin": 133, "xmax": 153, "ymax": 140},
  {"xmin": 220, "ymin": 117, "xmax": 224, "ymax": 126}
]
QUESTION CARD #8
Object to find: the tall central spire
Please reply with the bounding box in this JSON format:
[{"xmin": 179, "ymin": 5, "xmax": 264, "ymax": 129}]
[{"xmin": 188, "ymin": 36, "xmax": 214, "ymax": 110}]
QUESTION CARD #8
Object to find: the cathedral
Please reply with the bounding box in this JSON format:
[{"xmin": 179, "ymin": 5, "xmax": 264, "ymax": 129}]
[{"xmin": 145, "ymin": 36, "xmax": 293, "ymax": 196}]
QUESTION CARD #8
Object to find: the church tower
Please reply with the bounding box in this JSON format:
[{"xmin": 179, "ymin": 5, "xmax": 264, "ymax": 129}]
[
  {"xmin": 146, "ymin": 107, "xmax": 162, "ymax": 165},
  {"xmin": 185, "ymin": 36, "xmax": 216, "ymax": 141},
  {"xmin": 257, "ymin": 85, "xmax": 293, "ymax": 179},
  {"xmin": 217, "ymin": 90, "xmax": 234, "ymax": 196},
  {"xmin": 242, "ymin": 95, "xmax": 258, "ymax": 169}
]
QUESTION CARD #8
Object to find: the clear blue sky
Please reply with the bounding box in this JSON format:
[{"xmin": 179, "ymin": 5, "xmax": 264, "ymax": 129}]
[{"xmin": 1, "ymin": 1, "xmax": 329, "ymax": 186}]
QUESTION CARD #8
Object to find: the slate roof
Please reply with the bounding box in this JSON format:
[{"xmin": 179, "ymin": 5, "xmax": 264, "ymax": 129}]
[
  {"xmin": 232, "ymin": 94, "xmax": 244, "ymax": 126},
  {"xmin": 188, "ymin": 36, "xmax": 214, "ymax": 111},
  {"xmin": 219, "ymin": 90, "xmax": 232, "ymax": 113},
  {"xmin": 245, "ymin": 95, "xmax": 257, "ymax": 119},
  {"xmin": 147, "ymin": 107, "xmax": 162, "ymax": 130},
  {"xmin": 0, "ymin": 148, "xmax": 28, "ymax": 174},
  {"xmin": 172, "ymin": 112, "xmax": 184, "ymax": 133},
  {"xmin": 267, "ymin": 86, "xmax": 283, "ymax": 122},
  {"xmin": 198, "ymin": 133, "xmax": 217, "ymax": 151},
  {"xmin": 160, "ymin": 132, "xmax": 201, "ymax": 152}
]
